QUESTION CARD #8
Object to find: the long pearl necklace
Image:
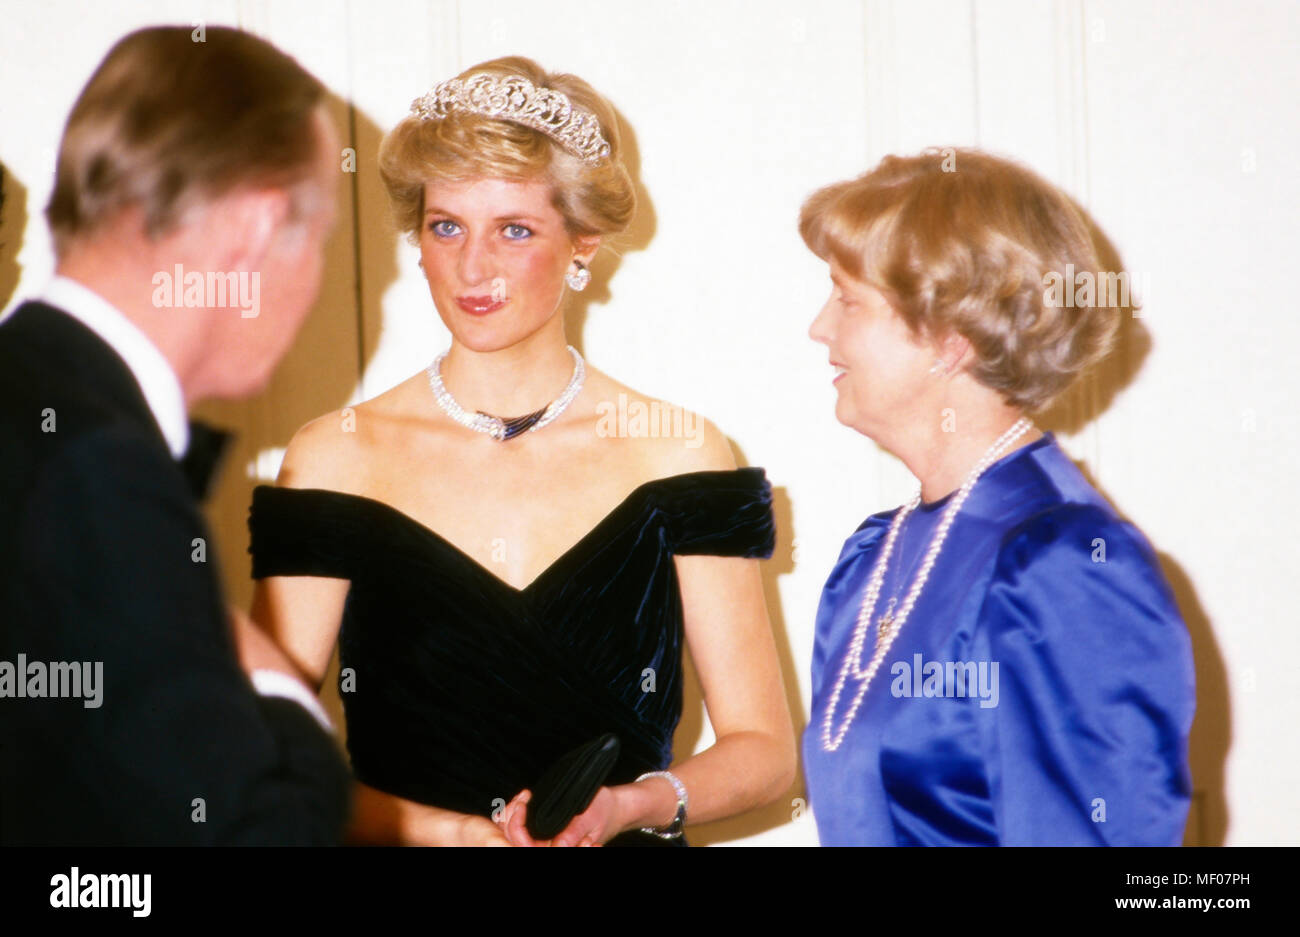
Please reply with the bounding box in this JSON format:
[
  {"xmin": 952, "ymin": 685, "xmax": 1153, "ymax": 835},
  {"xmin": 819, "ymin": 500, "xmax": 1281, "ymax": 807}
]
[
  {"xmin": 427, "ymin": 345, "xmax": 585, "ymax": 441},
  {"xmin": 820, "ymin": 418, "xmax": 1034, "ymax": 752}
]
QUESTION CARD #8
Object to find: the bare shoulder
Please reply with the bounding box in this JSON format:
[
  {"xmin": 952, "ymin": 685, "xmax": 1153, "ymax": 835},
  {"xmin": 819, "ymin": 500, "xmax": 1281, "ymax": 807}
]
[
  {"xmin": 583, "ymin": 368, "xmax": 737, "ymax": 480},
  {"xmin": 276, "ymin": 408, "xmax": 368, "ymax": 493},
  {"xmin": 276, "ymin": 373, "xmax": 425, "ymax": 493}
]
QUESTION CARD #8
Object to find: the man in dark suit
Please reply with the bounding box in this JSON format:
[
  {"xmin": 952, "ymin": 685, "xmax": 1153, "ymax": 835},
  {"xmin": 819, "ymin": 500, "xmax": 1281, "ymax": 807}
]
[{"xmin": 0, "ymin": 26, "xmax": 350, "ymax": 844}]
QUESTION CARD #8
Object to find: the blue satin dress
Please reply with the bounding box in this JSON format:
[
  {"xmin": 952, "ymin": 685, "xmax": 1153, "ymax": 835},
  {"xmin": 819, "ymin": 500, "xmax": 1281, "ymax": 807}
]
[{"xmin": 802, "ymin": 433, "xmax": 1195, "ymax": 845}]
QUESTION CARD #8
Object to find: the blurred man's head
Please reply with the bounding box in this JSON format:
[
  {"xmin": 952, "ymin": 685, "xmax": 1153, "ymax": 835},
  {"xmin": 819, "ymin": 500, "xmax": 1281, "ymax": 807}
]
[{"xmin": 48, "ymin": 25, "xmax": 340, "ymax": 401}]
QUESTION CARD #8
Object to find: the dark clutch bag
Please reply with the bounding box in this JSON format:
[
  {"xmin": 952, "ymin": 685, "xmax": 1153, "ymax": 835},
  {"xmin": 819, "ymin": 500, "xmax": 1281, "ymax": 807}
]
[{"xmin": 525, "ymin": 733, "xmax": 621, "ymax": 840}]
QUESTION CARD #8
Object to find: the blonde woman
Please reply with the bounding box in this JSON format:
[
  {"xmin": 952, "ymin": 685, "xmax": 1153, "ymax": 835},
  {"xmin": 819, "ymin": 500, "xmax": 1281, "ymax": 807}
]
[
  {"xmin": 247, "ymin": 58, "xmax": 795, "ymax": 846},
  {"xmin": 800, "ymin": 149, "xmax": 1194, "ymax": 845}
]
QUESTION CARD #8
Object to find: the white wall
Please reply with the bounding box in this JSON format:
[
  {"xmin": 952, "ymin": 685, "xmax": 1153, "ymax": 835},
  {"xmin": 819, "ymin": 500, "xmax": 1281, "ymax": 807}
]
[{"xmin": 2, "ymin": 0, "xmax": 1295, "ymax": 846}]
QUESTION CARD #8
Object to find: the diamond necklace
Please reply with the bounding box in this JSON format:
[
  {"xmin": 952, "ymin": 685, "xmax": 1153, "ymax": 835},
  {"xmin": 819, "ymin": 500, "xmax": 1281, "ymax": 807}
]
[
  {"xmin": 820, "ymin": 417, "xmax": 1034, "ymax": 752},
  {"xmin": 427, "ymin": 345, "xmax": 585, "ymax": 441}
]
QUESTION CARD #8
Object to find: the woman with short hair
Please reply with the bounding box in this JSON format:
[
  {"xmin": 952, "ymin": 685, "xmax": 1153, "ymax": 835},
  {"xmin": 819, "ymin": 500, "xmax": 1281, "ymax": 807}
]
[
  {"xmin": 800, "ymin": 148, "xmax": 1194, "ymax": 846},
  {"xmin": 247, "ymin": 57, "xmax": 796, "ymax": 846}
]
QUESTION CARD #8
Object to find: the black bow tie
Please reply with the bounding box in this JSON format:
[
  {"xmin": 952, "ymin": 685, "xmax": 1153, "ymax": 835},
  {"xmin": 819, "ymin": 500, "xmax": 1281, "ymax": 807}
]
[{"xmin": 179, "ymin": 419, "xmax": 233, "ymax": 501}]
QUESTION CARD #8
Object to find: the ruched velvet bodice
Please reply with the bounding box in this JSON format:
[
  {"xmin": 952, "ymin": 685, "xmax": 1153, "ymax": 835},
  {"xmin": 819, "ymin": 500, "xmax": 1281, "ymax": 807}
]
[{"xmin": 248, "ymin": 467, "xmax": 774, "ymax": 845}]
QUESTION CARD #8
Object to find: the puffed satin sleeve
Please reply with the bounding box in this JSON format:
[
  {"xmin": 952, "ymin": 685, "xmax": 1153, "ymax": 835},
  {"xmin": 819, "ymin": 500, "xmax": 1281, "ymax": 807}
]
[
  {"xmin": 248, "ymin": 486, "xmax": 355, "ymax": 580},
  {"xmin": 661, "ymin": 467, "xmax": 776, "ymax": 559},
  {"xmin": 977, "ymin": 504, "xmax": 1195, "ymax": 845}
]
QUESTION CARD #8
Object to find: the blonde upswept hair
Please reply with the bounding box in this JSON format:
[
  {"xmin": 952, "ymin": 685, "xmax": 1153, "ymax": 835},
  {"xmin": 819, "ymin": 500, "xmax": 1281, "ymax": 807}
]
[
  {"xmin": 800, "ymin": 148, "xmax": 1122, "ymax": 412},
  {"xmin": 378, "ymin": 56, "xmax": 634, "ymax": 245}
]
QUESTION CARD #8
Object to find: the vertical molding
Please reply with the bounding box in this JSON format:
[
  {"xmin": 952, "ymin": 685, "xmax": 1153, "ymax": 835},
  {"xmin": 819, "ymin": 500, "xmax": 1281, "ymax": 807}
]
[
  {"xmin": 862, "ymin": 0, "xmax": 898, "ymax": 166},
  {"xmin": 1054, "ymin": 0, "xmax": 1091, "ymax": 207},
  {"xmin": 1053, "ymin": 0, "xmax": 1103, "ymax": 471},
  {"xmin": 345, "ymin": 0, "xmax": 369, "ymax": 404},
  {"xmin": 340, "ymin": 0, "xmax": 369, "ymax": 406},
  {"xmin": 969, "ymin": 0, "xmax": 982, "ymax": 145}
]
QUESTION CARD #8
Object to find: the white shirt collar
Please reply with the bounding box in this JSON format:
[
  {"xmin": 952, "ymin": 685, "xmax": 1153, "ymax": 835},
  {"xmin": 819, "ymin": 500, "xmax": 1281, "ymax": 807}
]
[{"xmin": 41, "ymin": 275, "xmax": 190, "ymax": 458}]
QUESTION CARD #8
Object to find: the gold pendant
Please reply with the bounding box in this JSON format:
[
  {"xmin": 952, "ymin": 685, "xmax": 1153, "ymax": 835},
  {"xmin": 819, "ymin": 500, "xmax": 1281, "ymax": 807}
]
[{"xmin": 875, "ymin": 598, "xmax": 898, "ymax": 649}]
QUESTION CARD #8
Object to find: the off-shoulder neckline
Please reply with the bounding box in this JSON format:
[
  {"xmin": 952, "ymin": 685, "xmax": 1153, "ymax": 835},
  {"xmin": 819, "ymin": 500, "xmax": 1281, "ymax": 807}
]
[{"xmin": 253, "ymin": 467, "xmax": 767, "ymax": 595}]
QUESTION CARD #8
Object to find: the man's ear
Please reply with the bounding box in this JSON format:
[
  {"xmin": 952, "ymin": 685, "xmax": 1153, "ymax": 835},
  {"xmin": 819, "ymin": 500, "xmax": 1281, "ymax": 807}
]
[
  {"xmin": 210, "ymin": 187, "xmax": 293, "ymax": 271},
  {"xmin": 572, "ymin": 233, "xmax": 601, "ymax": 267}
]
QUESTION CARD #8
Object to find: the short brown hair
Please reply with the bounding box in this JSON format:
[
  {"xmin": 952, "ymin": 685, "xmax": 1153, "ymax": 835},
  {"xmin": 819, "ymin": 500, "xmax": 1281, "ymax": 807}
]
[
  {"xmin": 378, "ymin": 56, "xmax": 634, "ymax": 245},
  {"xmin": 800, "ymin": 147, "xmax": 1121, "ymax": 412},
  {"xmin": 47, "ymin": 25, "xmax": 326, "ymax": 254}
]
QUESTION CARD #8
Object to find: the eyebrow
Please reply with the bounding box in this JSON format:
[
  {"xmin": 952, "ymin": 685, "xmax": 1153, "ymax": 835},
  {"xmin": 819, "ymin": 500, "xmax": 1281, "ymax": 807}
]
[{"xmin": 424, "ymin": 207, "xmax": 546, "ymax": 224}]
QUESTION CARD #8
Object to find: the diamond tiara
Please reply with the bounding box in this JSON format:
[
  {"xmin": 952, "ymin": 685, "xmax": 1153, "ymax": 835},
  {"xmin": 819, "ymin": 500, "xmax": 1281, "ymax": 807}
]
[{"xmin": 410, "ymin": 72, "xmax": 612, "ymax": 166}]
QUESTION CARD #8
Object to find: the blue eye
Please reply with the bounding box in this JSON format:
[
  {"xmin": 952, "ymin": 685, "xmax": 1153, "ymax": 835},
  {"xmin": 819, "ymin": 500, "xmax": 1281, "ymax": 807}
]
[
  {"xmin": 429, "ymin": 219, "xmax": 460, "ymax": 237},
  {"xmin": 502, "ymin": 224, "xmax": 532, "ymax": 240}
]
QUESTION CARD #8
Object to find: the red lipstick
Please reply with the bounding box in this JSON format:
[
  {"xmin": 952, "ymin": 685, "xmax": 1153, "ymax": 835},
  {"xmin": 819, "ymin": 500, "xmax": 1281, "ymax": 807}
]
[{"xmin": 456, "ymin": 295, "xmax": 506, "ymax": 316}]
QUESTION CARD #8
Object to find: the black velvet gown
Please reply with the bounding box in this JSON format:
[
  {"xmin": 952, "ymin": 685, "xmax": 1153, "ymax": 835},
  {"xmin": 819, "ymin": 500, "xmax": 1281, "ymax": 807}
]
[{"xmin": 248, "ymin": 467, "xmax": 774, "ymax": 845}]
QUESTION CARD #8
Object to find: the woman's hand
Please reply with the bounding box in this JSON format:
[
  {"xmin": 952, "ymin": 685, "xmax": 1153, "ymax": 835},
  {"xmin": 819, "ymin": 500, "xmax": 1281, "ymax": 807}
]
[
  {"xmin": 349, "ymin": 781, "xmax": 513, "ymax": 846},
  {"xmin": 454, "ymin": 812, "xmax": 512, "ymax": 847},
  {"xmin": 549, "ymin": 787, "xmax": 623, "ymax": 846},
  {"xmin": 497, "ymin": 790, "xmax": 552, "ymax": 846},
  {"xmin": 498, "ymin": 787, "xmax": 624, "ymax": 846}
]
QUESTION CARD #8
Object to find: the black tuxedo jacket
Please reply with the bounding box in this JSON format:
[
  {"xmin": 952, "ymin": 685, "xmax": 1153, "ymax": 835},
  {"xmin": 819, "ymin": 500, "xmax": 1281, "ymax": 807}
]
[{"xmin": 0, "ymin": 301, "xmax": 350, "ymax": 844}]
